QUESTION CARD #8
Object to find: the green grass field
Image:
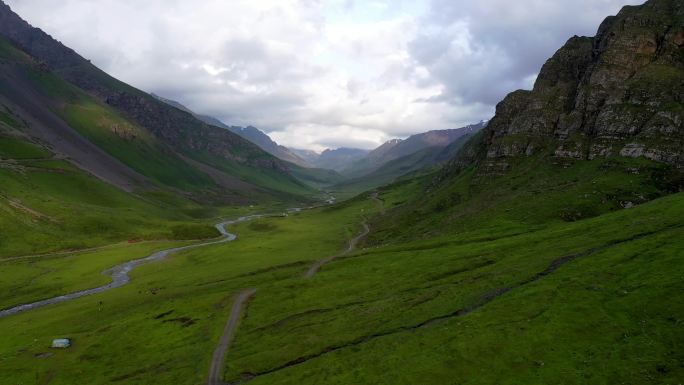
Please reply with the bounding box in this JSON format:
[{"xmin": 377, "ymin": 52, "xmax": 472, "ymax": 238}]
[
  {"xmin": 0, "ymin": 195, "xmax": 378, "ymax": 384},
  {"xmin": 60, "ymin": 101, "xmax": 214, "ymax": 190},
  {"xmin": 1, "ymin": 172, "xmax": 682, "ymax": 384},
  {"xmin": 222, "ymin": 191, "xmax": 684, "ymax": 384}
]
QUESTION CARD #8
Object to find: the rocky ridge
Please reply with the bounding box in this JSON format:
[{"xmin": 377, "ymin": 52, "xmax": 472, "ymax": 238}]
[{"xmin": 455, "ymin": 0, "xmax": 684, "ymax": 174}]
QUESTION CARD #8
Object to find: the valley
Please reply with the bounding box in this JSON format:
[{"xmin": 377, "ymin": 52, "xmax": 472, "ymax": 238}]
[{"xmin": 1, "ymin": 0, "xmax": 683, "ymax": 384}]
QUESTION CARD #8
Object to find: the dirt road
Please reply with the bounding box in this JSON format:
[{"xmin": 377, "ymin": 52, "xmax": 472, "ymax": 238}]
[
  {"xmin": 304, "ymin": 192, "xmax": 384, "ymax": 278},
  {"xmin": 303, "ymin": 222, "xmax": 370, "ymax": 278},
  {"xmin": 207, "ymin": 288, "xmax": 257, "ymax": 385}
]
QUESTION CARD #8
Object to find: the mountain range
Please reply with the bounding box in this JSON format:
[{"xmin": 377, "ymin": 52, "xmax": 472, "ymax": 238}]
[
  {"xmin": 151, "ymin": 91, "xmax": 485, "ymax": 187},
  {"xmin": 1, "ymin": 1, "xmax": 683, "ymax": 384},
  {"xmin": 341, "ymin": 122, "xmax": 486, "ymax": 178}
]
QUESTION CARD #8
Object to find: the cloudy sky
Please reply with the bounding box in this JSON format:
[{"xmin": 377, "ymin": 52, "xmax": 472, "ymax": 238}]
[{"xmin": 7, "ymin": 0, "xmax": 641, "ymax": 151}]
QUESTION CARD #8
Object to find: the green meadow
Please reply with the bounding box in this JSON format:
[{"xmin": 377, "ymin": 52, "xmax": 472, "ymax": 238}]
[
  {"xmin": 1, "ymin": 174, "xmax": 682, "ymax": 384},
  {"xmin": 224, "ymin": 191, "xmax": 684, "ymax": 384},
  {"xmin": 0, "ymin": 196, "xmax": 378, "ymax": 384}
]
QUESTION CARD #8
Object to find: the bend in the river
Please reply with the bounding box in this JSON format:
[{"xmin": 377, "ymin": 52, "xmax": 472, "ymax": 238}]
[{"xmin": 0, "ymin": 213, "xmax": 274, "ymax": 318}]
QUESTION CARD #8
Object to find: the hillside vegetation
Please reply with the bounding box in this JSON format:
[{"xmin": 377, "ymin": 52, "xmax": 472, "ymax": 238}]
[{"xmin": 0, "ymin": 0, "xmax": 683, "ymax": 384}]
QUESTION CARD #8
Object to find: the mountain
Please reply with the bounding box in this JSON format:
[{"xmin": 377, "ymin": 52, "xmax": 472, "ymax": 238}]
[
  {"xmin": 364, "ymin": 138, "xmax": 402, "ymax": 162},
  {"xmin": 150, "ymin": 94, "xmax": 346, "ymax": 187},
  {"xmin": 372, "ymin": 0, "xmax": 684, "ymax": 242},
  {"xmin": 448, "ymin": 0, "xmax": 684, "ymax": 175},
  {"xmin": 290, "ymin": 148, "xmax": 321, "ymax": 164},
  {"xmin": 0, "ymin": 2, "xmax": 313, "ymax": 200},
  {"xmin": 343, "ymin": 122, "xmax": 486, "ymax": 178},
  {"xmin": 225, "ymin": 126, "xmax": 309, "ymax": 166},
  {"xmin": 313, "ymin": 147, "xmax": 370, "ymax": 171},
  {"xmin": 3, "ymin": 2, "xmax": 684, "ymax": 385},
  {"xmin": 150, "ymin": 94, "xmax": 311, "ymax": 167},
  {"xmin": 332, "ymin": 133, "xmax": 477, "ymax": 195}
]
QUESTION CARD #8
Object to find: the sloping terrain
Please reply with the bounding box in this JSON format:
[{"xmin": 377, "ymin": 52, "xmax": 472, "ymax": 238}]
[
  {"xmin": 0, "ymin": 124, "xmax": 220, "ymax": 258},
  {"xmin": 342, "ymin": 122, "xmax": 485, "ymax": 178},
  {"xmin": 0, "ymin": 1, "xmax": 683, "ymax": 385},
  {"xmin": 332, "ymin": 133, "xmax": 476, "ymax": 195},
  {"xmin": 151, "ymin": 93, "xmax": 310, "ymax": 167},
  {"xmin": 0, "ymin": 2, "xmax": 313, "ymax": 200},
  {"xmin": 289, "ymin": 148, "xmax": 321, "ymax": 165},
  {"xmin": 311, "ymin": 147, "xmax": 370, "ymax": 171},
  {"xmin": 225, "ymin": 126, "xmax": 309, "ymax": 167}
]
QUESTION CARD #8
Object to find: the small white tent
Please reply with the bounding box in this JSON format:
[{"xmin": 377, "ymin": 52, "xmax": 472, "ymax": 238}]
[{"xmin": 51, "ymin": 338, "xmax": 70, "ymax": 348}]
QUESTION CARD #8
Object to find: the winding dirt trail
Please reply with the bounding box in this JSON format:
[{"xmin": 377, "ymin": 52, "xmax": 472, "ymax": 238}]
[
  {"xmin": 207, "ymin": 288, "xmax": 257, "ymax": 385},
  {"xmin": 303, "ymin": 222, "xmax": 370, "ymax": 278},
  {"xmin": 210, "ymin": 193, "xmax": 385, "ymax": 384},
  {"xmin": 303, "ymin": 192, "xmax": 384, "ymax": 278},
  {"xmin": 371, "ymin": 192, "xmax": 385, "ymax": 215},
  {"xmin": 0, "ymin": 214, "xmax": 268, "ymax": 318}
]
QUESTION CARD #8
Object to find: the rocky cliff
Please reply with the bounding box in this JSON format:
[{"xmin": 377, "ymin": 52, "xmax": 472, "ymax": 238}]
[{"xmin": 457, "ymin": 0, "xmax": 684, "ymax": 174}]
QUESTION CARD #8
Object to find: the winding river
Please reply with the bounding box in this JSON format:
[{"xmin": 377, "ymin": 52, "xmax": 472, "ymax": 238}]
[{"xmin": 0, "ymin": 214, "xmax": 270, "ymax": 318}]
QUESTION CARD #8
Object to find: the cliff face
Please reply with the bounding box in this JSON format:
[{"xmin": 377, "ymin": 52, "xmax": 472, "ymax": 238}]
[{"xmin": 471, "ymin": 0, "xmax": 684, "ymax": 173}]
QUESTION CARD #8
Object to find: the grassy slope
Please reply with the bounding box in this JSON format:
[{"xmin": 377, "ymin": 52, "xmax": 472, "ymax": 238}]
[
  {"xmin": 60, "ymin": 100, "xmax": 213, "ymax": 190},
  {"xmin": 231, "ymin": 193, "xmax": 683, "ymax": 384},
  {"xmin": 332, "ymin": 134, "xmax": 473, "ymax": 197},
  {"xmin": 217, "ymin": 152, "xmax": 680, "ymax": 384},
  {"xmin": 331, "ymin": 146, "xmax": 442, "ymax": 196},
  {"xmin": 369, "ymin": 153, "xmax": 683, "ymax": 244},
  {"xmin": 1, "ymin": 37, "xmax": 315, "ymax": 200},
  {"xmin": 287, "ymin": 164, "xmax": 346, "ymax": 190},
  {"xmin": 186, "ymin": 150, "xmax": 314, "ymax": 199},
  {"xmin": 0, "ymin": 128, "xmax": 221, "ymax": 257},
  {"xmin": 0, "ymin": 37, "xmax": 214, "ymax": 191}
]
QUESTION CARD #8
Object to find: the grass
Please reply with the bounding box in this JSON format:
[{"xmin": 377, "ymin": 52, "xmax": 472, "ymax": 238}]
[
  {"xmin": 60, "ymin": 101, "xmax": 214, "ymax": 190},
  {"xmin": 0, "ymin": 194, "xmax": 378, "ymax": 385},
  {"xmin": 0, "ymin": 136, "xmax": 50, "ymax": 159},
  {"xmin": 0, "ymin": 140, "xmax": 224, "ymax": 258},
  {"xmin": 0, "ymin": 240, "xmax": 194, "ymax": 309},
  {"xmin": 0, "ymin": 109, "xmax": 21, "ymax": 128},
  {"xmin": 1, "ymin": 185, "xmax": 680, "ymax": 384},
  {"xmin": 367, "ymin": 154, "xmax": 683, "ymax": 244},
  {"xmin": 220, "ymin": 190, "xmax": 684, "ymax": 384}
]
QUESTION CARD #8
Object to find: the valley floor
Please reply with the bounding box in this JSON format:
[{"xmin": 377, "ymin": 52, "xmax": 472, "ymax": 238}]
[{"xmin": 1, "ymin": 190, "xmax": 683, "ymax": 385}]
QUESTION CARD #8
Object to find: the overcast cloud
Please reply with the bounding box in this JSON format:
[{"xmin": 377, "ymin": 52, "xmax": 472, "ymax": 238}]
[{"xmin": 6, "ymin": 0, "xmax": 642, "ymax": 151}]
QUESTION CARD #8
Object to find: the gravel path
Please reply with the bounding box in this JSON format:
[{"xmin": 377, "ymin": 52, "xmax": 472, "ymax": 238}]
[
  {"xmin": 303, "ymin": 222, "xmax": 370, "ymax": 278},
  {"xmin": 207, "ymin": 288, "xmax": 257, "ymax": 385},
  {"xmin": 303, "ymin": 192, "xmax": 384, "ymax": 278}
]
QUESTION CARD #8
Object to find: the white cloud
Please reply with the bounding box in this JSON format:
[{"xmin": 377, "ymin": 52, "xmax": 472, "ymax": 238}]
[{"xmin": 6, "ymin": 0, "xmax": 643, "ymax": 150}]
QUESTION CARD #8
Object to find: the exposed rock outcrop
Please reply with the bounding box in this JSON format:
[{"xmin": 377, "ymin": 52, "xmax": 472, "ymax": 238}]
[{"xmin": 458, "ymin": 0, "xmax": 684, "ymax": 173}]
